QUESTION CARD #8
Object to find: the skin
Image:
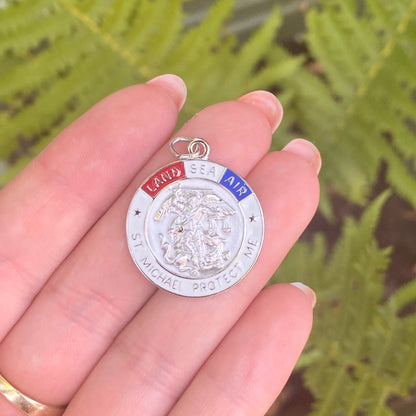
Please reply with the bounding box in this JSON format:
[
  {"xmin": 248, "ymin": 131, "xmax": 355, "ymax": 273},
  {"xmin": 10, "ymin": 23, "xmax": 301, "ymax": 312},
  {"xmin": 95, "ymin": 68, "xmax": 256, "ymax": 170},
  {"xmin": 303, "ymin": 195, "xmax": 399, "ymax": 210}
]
[{"xmin": 0, "ymin": 75, "xmax": 320, "ymax": 416}]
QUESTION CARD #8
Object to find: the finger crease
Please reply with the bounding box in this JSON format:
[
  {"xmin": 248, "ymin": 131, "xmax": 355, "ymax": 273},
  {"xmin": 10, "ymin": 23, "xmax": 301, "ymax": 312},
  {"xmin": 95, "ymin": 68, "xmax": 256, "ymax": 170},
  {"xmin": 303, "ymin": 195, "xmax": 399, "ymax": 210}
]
[
  {"xmin": 114, "ymin": 335, "xmax": 182, "ymax": 402},
  {"xmin": 47, "ymin": 280, "xmax": 126, "ymax": 341}
]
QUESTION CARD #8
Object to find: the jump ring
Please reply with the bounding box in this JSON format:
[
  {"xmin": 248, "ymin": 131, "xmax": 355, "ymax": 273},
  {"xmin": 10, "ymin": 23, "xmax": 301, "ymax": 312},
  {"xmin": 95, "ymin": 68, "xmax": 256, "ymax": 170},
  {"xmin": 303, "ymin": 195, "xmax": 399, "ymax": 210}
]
[
  {"xmin": 188, "ymin": 138, "xmax": 210, "ymax": 160},
  {"xmin": 169, "ymin": 137, "xmax": 210, "ymax": 160},
  {"xmin": 169, "ymin": 137, "xmax": 191, "ymax": 158}
]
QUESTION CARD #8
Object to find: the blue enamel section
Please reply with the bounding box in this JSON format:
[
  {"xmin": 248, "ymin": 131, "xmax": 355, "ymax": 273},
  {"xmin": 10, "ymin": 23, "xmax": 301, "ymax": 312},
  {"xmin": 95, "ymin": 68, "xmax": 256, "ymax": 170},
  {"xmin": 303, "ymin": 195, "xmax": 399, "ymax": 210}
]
[{"xmin": 219, "ymin": 169, "xmax": 252, "ymax": 201}]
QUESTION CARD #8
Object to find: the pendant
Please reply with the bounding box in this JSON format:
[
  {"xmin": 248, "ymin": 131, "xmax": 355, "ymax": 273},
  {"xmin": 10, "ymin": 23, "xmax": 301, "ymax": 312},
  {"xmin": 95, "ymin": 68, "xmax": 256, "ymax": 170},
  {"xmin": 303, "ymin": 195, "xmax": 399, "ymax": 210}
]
[{"xmin": 126, "ymin": 137, "xmax": 264, "ymax": 297}]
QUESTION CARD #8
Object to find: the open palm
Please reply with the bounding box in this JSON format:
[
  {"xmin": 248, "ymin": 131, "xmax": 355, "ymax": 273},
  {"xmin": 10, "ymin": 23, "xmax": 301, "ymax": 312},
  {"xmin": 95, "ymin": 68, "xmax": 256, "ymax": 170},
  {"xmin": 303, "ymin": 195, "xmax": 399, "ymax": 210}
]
[{"xmin": 0, "ymin": 74, "xmax": 319, "ymax": 416}]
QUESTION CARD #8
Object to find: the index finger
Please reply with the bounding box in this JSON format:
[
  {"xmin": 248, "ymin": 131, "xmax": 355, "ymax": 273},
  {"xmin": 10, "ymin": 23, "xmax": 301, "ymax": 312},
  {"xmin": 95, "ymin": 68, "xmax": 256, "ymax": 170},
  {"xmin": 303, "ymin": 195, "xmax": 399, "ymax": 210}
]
[{"xmin": 0, "ymin": 74, "xmax": 186, "ymax": 340}]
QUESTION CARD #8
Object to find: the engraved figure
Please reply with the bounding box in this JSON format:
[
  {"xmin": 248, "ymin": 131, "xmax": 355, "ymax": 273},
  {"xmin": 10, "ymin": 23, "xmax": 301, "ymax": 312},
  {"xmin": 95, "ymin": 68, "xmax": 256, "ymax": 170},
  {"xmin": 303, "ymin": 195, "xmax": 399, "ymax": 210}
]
[{"xmin": 154, "ymin": 186, "xmax": 236, "ymax": 277}]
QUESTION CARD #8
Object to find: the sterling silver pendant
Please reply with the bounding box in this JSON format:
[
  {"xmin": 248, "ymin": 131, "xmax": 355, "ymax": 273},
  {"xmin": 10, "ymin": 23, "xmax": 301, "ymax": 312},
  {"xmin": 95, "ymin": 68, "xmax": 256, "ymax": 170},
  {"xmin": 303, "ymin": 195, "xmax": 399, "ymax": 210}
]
[{"xmin": 126, "ymin": 138, "xmax": 264, "ymax": 297}]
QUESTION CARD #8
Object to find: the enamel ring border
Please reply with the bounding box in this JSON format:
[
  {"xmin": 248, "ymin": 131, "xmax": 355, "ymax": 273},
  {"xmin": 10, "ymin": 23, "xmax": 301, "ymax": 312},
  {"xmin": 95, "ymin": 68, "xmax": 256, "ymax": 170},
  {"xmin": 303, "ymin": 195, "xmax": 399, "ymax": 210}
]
[{"xmin": 126, "ymin": 159, "xmax": 264, "ymax": 297}]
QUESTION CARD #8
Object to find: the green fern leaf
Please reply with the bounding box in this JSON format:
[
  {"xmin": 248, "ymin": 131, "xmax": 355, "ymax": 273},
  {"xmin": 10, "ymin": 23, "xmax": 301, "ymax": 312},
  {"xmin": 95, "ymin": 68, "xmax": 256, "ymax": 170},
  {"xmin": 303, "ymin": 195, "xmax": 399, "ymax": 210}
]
[
  {"xmin": 279, "ymin": 0, "xmax": 416, "ymax": 214},
  {"xmin": 0, "ymin": 0, "xmax": 56, "ymax": 37},
  {"xmin": 273, "ymin": 192, "xmax": 416, "ymax": 415},
  {"xmin": 1, "ymin": 0, "xmax": 296, "ymax": 184},
  {"xmin": 222, "ymin": 7, "xmax": 281, "ymax": 91}
]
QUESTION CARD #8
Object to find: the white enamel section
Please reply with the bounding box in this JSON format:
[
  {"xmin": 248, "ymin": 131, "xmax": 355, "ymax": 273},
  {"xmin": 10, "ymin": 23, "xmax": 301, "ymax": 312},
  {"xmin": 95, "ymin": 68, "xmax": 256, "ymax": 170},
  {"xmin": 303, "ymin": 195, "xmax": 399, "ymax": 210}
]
[
  {"xmin": 184, "ymin": 160, "xmax": 225, "ymax": 183},
  {"xmin": 126, "ymin": 189, "xmax": 154, "ymax": 272}
]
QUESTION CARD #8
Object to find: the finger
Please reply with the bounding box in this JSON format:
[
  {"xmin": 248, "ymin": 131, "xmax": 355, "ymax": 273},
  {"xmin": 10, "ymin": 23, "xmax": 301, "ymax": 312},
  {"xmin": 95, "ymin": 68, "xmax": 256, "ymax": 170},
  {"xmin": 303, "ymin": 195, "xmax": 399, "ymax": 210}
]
[
  {"xmin": 62, "ymin": 146, "xmax": 320, "ymax": 416},
  {"xmin": 0, "ymin": 92, "xmax": 280, "ymax": 408},
  {"xmin": 169, "ymin": 283, "xmax": 314, "ymax": 416},
  {"xmin": 0, "ymin": 74, "xmax": 186, "ymax": 339}
]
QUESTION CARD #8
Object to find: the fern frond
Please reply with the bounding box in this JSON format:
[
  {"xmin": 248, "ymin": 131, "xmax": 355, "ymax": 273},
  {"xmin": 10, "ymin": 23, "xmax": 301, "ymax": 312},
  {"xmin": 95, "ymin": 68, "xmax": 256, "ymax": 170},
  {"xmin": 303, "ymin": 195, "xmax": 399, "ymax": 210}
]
[
  {"xmin": 164, "ymin": 0, "xmax": 235, "ymax": 75},
  {"xmin": 273, "ymin": 193, "xmax": 416, "ymax": 415},
  {"xmin": 280, "ymin": 0, "xmax": 416, "ymax": 214},
  {"xmin": 0, "ymin": 5, "xmax": 72, "ymax": 56},
  {"xmin": 0, "ymin": 0, "xmax": 299, "ymax": 185},
  {"xmin": 144, "ymin": 0, "xmax": 184, "ymax": 66},
  {"xmin": 125, "ymin": 0, "xmax": 168, "ymax": 49},
  {"xmin": 0, "ymin": 30, "xmax": 97, "ymax": 99},
  {"xmin": 386, "ymin": 277, "xmax": 416, "ymax": 313},
  {"xmin": 57, "ymin": 0, "xmax": 151, "ymax": 76},
  {"xmin": 0, "ymin": 0, "xmax": 56, "ymax": 37},
  {"xmin": 222, "ymin": 7, "xmax": 281, "ymax": 91}
]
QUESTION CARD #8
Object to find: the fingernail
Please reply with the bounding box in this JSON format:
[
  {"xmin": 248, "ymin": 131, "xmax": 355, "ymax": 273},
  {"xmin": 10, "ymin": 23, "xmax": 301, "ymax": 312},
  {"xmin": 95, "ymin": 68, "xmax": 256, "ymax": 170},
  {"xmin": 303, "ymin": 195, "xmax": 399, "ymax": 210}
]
[
  {"xmin": 237, "ymin": 90, "xmax": 283, "ymax": 133},
  {"xmin": 282, "ymin": 138, "xmax": 322, "ymax": 175},
  {"xmin": 290, "ymin": 282, "xmax": 317, "ymax": 308},
  {"xmin": 146, "ymin": 74, "xmax": 187, "ymax": 111}
]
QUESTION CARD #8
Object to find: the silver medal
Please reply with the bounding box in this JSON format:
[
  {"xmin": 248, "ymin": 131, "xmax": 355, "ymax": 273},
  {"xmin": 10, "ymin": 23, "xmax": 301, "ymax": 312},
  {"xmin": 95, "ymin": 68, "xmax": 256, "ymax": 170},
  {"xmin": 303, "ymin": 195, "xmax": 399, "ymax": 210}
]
[{"xmin": 126, "ymin": 137, "xmax": 264, "ymax": 297}]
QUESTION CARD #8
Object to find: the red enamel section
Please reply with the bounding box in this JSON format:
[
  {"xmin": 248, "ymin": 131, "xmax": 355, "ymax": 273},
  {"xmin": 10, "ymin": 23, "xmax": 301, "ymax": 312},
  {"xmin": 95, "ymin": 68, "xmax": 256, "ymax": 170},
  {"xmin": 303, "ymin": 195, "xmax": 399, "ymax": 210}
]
[{"xmin": 142, "ymin": 161, "xmax": 185, "ymax": 198}]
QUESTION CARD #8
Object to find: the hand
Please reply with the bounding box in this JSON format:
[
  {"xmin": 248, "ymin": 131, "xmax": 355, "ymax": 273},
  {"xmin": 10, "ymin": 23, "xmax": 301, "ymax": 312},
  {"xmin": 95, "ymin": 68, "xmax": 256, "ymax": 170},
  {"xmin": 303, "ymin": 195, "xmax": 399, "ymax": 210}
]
[{"xmin": 0, "ymin": 74, "xmax": 320, "ymax": 416}]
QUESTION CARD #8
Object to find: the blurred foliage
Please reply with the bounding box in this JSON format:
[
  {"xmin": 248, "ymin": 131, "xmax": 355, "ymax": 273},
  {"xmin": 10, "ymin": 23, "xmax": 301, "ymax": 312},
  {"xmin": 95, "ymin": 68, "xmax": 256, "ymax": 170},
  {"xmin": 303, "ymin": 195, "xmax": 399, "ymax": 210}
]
[
  {"xmin": 277, "ymin": 0, "xmax": 416, "ymax": 218},
  {"xmin": 0, "ymin": 0, "xmax": 299, "ymax": 181},
  {"xmin": 272, "ymin": 192, "xmax": 416, "ymax": 415},
  {"xmin": 1, "ymin": 0, "xmax": 415, "ymax": 414}
]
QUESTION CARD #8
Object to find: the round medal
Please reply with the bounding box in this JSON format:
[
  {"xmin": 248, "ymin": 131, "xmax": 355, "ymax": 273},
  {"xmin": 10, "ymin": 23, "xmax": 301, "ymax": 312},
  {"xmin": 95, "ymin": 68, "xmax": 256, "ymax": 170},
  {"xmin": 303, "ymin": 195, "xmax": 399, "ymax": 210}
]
[{"xmin": 126, "ymin": 138, "xmax": 264, "ymax": 297}]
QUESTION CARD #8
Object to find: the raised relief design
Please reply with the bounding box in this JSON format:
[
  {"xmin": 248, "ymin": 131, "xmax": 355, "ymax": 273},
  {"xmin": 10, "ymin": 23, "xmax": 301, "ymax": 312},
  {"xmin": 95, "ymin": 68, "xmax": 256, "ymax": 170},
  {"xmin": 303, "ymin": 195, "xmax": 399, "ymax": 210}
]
[{"xmin": 153, "ymin": 185, "xmax": 237, "ymax": 278}]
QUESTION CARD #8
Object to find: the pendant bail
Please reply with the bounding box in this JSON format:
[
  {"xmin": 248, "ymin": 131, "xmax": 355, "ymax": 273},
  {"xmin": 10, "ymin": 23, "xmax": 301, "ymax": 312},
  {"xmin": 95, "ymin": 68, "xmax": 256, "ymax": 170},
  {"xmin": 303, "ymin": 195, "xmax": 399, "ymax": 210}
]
[{"xmin": 170, "ymin": 137, "xmax": 210, "ymax": 160}]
